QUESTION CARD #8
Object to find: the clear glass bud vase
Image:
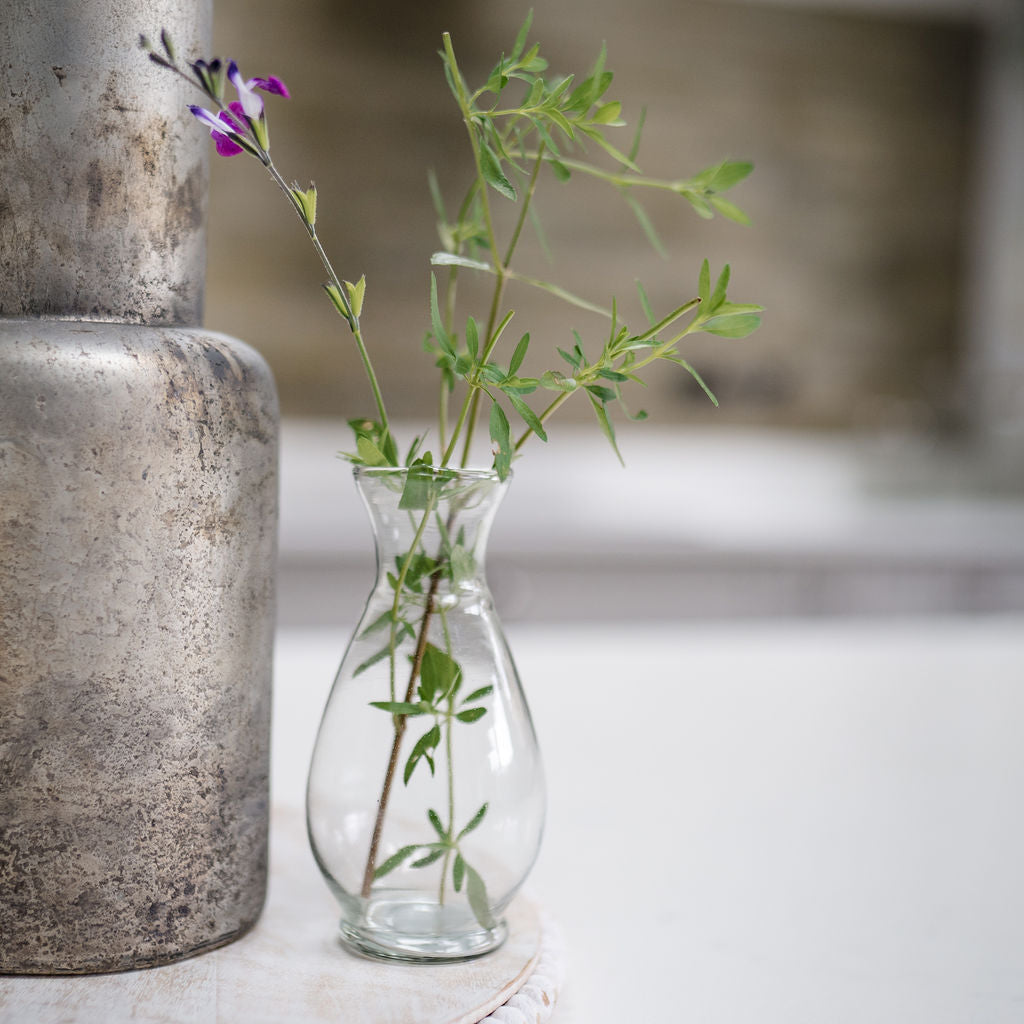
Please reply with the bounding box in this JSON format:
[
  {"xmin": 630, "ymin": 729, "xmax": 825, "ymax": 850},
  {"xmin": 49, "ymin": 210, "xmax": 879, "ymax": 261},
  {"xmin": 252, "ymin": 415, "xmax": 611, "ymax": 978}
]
[{"xmin": 307, "ymin": 465, "xmax": 545, "ymax": 962}]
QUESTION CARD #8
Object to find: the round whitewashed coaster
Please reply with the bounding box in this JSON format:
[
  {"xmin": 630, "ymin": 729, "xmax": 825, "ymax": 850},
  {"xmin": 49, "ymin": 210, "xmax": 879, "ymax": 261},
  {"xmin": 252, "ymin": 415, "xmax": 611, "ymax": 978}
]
[
  {"xmin": 0, "ymin": 806, "xmax": 563, "ymax": 1024},
  {"xmin": 473, "ymin": 910, "xmax": 565, "ymax": 1024}
]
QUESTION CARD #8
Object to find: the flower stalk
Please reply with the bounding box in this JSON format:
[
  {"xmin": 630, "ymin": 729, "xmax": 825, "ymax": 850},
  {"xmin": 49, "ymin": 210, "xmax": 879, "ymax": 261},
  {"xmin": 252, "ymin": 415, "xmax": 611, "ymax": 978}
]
[{"xmin": 141, "ymin": 13, "xmax": 762, "ymax": 917}]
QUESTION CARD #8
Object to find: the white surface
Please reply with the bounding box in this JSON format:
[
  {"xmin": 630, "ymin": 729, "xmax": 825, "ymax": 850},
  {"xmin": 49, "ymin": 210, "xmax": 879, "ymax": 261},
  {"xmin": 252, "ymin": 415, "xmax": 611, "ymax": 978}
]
[
  {"xmin": 0, "ymin": 811, "xmax": 552, "ymax": 1024},
  {"xmin": 273, "ymin": 616, "xmax": 1024, "ymax": 1024},
  {"xmin": 4, "ymin": 617, "xmax": 1022, "ymax": 1022}
]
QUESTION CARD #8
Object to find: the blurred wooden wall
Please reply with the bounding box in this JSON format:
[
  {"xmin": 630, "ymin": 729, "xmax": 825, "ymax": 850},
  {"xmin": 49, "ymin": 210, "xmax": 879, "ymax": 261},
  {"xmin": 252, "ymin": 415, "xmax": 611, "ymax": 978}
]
[{"xmin": 206, "ymin": 0, "xmax": 980, "ymax": 434}]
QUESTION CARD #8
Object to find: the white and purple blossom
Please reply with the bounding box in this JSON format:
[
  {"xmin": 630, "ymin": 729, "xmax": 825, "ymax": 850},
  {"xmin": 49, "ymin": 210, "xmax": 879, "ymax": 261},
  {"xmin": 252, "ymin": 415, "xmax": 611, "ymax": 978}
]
[
  {"xmin": 189, "ymin": 103, "xmax": 248, "ymax": 157},
  {"xmin": 227, "ymin": 60, "xmax": 290, "ymax": 118},
  {"xmin": 189, "ymin": 62, "xmax": 290, "ymax": 157}
]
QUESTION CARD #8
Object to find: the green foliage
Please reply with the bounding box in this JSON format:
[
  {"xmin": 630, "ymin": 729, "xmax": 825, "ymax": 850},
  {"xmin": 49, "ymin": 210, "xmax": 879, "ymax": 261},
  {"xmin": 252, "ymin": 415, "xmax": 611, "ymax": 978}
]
[
  {"xmin": 371, "ymin": 800, "xmax": 495, "ymax": 929},
  {"xmin": 368, "ymin": 638, "xmax": 490, "ymax": 786},
  {"xmin": 147, "ymin": 11, "xmax": 763, "ymax": 928},
  {"xmin": 290, "ymin": 182, "xmax": 317, "ymax": 227},
  {"xmin": 425, "ymin": 13, "xmax": 760, "ymax": 472}
]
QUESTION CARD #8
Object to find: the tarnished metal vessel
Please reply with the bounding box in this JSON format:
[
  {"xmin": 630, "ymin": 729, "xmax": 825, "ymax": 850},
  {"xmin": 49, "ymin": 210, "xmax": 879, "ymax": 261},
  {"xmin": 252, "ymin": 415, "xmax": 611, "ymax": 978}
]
[{"xmin": 0, "ymin": 0, "xmax": 278, "ymax": 973}]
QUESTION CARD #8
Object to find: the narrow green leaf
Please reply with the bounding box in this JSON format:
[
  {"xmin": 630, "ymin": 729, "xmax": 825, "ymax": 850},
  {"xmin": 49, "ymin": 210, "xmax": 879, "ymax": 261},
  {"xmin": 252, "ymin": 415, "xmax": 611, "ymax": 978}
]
[
  {"xmin": 547, "ymin": 157, "xmax": 571, "ymax": 182},
  {"xmin": 589, "ymin": 391, "xmax": 623, "ymax": 465},
  {"xmin": 461, "ymin": 685, "xmax": 494, "ymax": 704},
  {"xmin": 710, "ymin": 263, "xmax": 731, "ymax": 312},
  {"xmin": 557, "ymin": 347, "xmax": 580, "ymax": 371},
  {"xmin": 456, "ymin": 707, "xmax": 487, "ymax": 723},
  {"xmin": 404, "ymin": 434, "xmax": 425, "ymax": 465},
  {"xmin": 676, "ymin": 358, "xmax": 719, "ymax": 406},
  {"xmin": 453, "ymin": 852, "xmax": 466, "ymax": 892},
  {"xmin": 480, "ymin": 363, "xmax": 506, "ymax": 385},
  {"xmin": 508, "ymin": 332, "xmax": 530, "ymax": 375},
  {"xmin": 373, "ymin": 844, "xmax": 420, "ymax": 879},
  {"xmin": 683, "ymin": 192, "xmax": 714, "ymax": 219},
  {"xmin": 323, "ymin": 281, "xmax": 351, "ymax": 321},
  {"xmin": 457, "ymin": 802, "xmax": 489, "ymax": 841},
  {"xmin": 698, "ymin": 259, "xmax": 711, "ymax": 305},
  {"xmin": 354, "ymin": 646, "xmax": 393, "ymax": 677},
  {"xmin": 500, "ymin": 374, "xmax": 538, "ymax": 395},
  {"xmin": 707, "ymin": 159, "xmax": 754, "ymax": 191},
  {"xmin": 429, "ymin": 273, "xmax": 454, "ymax": 356},
  {"xmin": 480, "ymin": 143, "xmax": 516, "ymax": 200},
  {"xmin": 291, "ymin": 183, "xmax": 317, "ymax": 227},
  {"xmin": 713, "ymin": 302, "xmax": 764, "ymax": 316},
  {"xmin": 588, "ymin": 129, "xmax": 641, "ymax": 173},
  {"xmin": 545, "ymin": 105, "xmax": 576, "ymax": 140},
  {"xmin": 427, "ymin": 167, "xmax": 448, "ymax": 225},
  {"xmin": 344, "ymin": 275, "xmax": 366, "ymax": 318},
  {"xmin": 623, "ymin": 192, "xmax": 667, "ymax": 259},
  {"xmin": 465, "ymin": 316, "xmax": 480, "ymax": 361},
  {"xmin": 592, "ymin": 100, "xmax": 623, "ymax": 125},
  {"xmin": 358, "ymin": 608, "xmax": 395, "ymax": 639},
  {"xmin": 700, "ymin": 312, "xmax": 762, "ymax": 338},
  {"xmin": 709, "ymin": 195, "xmax": 751, "ymax": 225},
  {"xmin": 369, "ymin": 700, "xmax": 426, "ymax": 716},
  {"xmin": 464, "ymin": 864, "xmax": 496, "ymax": 929},
  {"xmin": 510, "ymin": 11, "xmax": 533, "ymax": 62},
  {"xmin": 585, "ymin": 384, "xmax": 617, "ymax": 403},
  {"xmin": 430, "ymin": 251, "xmax": 493, "ymax": 273},
  {"xmin": 428, "ymin": 808, "xmax": 447, "ymax": 840},
  {"xmin": 636, "ymin": 279, "xmax": 655, "ymax": 326},
  {"xmin": 489, "ymin": 401, "xmax": 512, "ymax": 480},
  {"xmin": 411, "ymin": 847, "xmax": 447, "ymax": 869},
  {"xmin": 628, "ymin": 105, "xmax": 647, "ymax": 164},
  {"xmin": 506, "ymin": 392, "xmax": 548, "ymax": 442},
  {"xmin": 404, "ymin": 724, "xmax": 441, "ymax": 785}
]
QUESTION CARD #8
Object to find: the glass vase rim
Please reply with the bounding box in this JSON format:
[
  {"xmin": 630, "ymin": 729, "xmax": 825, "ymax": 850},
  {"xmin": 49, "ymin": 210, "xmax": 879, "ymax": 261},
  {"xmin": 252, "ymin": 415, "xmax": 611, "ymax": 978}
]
[{"xmin": 351, "ymin": 464, "xmax": 510, "ymax": 484}]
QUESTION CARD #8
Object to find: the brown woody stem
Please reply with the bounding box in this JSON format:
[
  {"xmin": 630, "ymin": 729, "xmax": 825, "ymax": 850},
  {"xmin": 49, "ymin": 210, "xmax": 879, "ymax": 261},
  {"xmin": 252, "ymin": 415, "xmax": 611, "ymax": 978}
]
[{"xmin": 359, "ymin": 568, "xmax": 444, "ymax": 898}]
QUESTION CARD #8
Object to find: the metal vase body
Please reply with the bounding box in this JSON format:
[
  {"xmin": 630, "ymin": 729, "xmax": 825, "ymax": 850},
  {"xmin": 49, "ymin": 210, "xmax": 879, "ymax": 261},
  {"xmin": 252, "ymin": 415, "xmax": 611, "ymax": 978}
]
[{"xmin": 0, "ymin": 0, "xmax": 278, "ymax": 973}]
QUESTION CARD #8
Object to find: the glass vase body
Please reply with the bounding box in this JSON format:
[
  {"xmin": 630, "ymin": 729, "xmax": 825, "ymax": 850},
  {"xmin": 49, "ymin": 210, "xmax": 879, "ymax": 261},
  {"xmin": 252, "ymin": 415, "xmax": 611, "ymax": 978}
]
[{"xmin": 307, "ymin": 466, "xmax": 545, "ymax": 962}]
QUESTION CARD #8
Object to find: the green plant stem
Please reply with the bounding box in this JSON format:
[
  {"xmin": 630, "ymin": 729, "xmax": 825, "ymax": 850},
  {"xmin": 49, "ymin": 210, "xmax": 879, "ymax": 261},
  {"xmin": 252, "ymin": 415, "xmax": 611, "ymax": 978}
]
[
  {"xmin": 521, "ymin": 150, "xmax": 702, "ymax": 197},
  {"xmin": 451, "ymin": 151, "xmax": 547, "ymax": 468},
  {"xmin": 510, "ymin": 297, "xmax": 704, "ymax": 452},
  {"xmin": 262, "ymin": 160, "xmax": 392, "ymax": 438},
  {"xmin": 438, "ymin": 602, "xmax": 456, "ymax": 906},
  {"xmin": 361, "ymin": 570, "xmax": 442, "ymax": 899},
  {"xmin": 361, "ymin": 501, "xmax": 439, "ymax": 898},
  {"xmin": 166, "ymin": 54, "xmax": 393, "ymax": 441},
  {"xmin": 442, "ymin": 32, "xmax": 513, "ymax": 470},
  {"xmin": 503, "ymin": 146, "xmax": 546, "ymax": 267}
]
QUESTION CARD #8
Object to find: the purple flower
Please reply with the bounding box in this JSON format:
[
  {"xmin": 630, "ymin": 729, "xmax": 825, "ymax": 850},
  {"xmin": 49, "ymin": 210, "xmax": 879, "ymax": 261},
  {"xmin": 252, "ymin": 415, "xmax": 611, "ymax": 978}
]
[
  {"xmin": 189, "ymin": 103, "xmax": 248, "ymax": 157},
  {"xmin": 189, "ymin": 60, "xmax": 290, "ymax": 157},
  {"xmin": 227, "ymin": 60, "xmax": 290, "ymax": 119}
]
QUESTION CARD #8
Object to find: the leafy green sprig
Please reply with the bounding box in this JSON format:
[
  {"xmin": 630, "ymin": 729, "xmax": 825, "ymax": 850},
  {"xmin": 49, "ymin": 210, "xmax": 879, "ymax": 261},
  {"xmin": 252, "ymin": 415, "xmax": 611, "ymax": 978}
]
[
  {"xmin": 374, "ymin": 801, "xmax": 495, "ymax": 929},
  {"xmin": 143, "ymin": 13, "xmax": 761, "ymax": 930},
  {"xmin": 415, "ymin": 13, "xmax": 760, "ymax": 476}
]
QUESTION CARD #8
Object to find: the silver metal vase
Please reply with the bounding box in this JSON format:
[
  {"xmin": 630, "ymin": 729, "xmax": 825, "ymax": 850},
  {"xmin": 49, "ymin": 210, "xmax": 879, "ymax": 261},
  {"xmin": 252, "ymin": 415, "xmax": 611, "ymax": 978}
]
[{"xmin": 0, "ymin": 0, "xmax": 278, "ymax": 973}]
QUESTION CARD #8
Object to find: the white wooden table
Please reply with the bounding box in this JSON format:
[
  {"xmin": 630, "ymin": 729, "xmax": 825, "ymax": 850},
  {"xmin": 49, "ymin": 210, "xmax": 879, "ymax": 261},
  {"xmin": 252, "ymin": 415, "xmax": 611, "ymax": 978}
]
[{"xmin": 4, "ymin": 616, "xmax": 1024, "ymax": 1022}]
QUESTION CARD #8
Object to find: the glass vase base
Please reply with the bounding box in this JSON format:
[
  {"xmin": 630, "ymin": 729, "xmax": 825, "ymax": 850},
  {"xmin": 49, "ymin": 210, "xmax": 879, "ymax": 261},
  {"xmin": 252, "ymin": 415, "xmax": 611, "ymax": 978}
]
[{"xmin": 339, "ymin": 892, "xmax": 508, "ymax": 963}]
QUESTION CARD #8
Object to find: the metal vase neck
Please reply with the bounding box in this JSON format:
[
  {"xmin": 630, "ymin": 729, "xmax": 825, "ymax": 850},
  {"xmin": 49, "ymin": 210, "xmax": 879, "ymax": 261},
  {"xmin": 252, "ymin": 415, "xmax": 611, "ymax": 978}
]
[{"xmin": 0, "ymin": 0, "xmax": 213, "ymax": 325}]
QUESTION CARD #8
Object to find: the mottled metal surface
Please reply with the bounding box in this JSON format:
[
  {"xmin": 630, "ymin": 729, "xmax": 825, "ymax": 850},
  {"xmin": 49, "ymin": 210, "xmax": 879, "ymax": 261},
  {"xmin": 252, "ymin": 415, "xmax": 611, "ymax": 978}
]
[
  {"xmin": 0, "ymin": 321, "xmax": 278, "ymax": 973},
  {"xmin": 0, "ymin": 0, "xmax": 212, "ymax": 324}
]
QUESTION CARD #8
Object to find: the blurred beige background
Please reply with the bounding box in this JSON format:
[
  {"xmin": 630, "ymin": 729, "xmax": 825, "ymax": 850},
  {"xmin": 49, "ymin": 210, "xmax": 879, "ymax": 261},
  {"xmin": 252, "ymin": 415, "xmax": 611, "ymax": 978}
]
[
  {"xmin": 205, "ymin": 0, "xmax": 1015, "ymax": 441},
  {"xmin": 197, "ymin": 0, "xmax": 1024, "ymax": 625}
]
